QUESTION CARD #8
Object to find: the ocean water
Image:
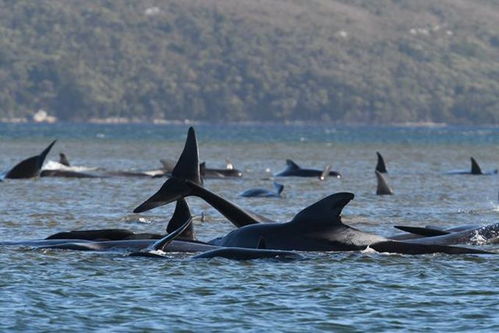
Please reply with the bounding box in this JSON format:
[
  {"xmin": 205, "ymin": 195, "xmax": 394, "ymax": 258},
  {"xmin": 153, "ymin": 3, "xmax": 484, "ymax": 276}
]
[{"xmin": 1, "ymin": 123, "xmax": 498, "ymax": 331}]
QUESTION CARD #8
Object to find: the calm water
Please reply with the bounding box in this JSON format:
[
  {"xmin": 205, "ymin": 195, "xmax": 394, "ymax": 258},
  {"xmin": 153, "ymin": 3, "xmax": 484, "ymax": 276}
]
[{"xmin": 1, "ymin": 123, "xmax": 499, "ymax": 332}]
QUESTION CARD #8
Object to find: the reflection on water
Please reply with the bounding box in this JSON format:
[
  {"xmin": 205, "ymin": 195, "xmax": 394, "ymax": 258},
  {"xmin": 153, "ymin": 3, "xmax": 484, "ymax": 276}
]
[{"xmin": 1, "ymin": 123, "xmax": 499, "ymax": 331}]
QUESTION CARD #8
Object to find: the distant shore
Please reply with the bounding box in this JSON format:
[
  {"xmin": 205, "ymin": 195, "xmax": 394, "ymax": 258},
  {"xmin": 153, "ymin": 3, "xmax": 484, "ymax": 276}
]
[{"xmin": 0, "ymin": 117, "xmax": 467, "ymax": 128}]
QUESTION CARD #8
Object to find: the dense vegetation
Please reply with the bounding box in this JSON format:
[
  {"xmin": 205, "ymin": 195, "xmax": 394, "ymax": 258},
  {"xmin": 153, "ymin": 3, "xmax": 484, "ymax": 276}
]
[{"xmin": 0, "ymin": 0, "xmax": 498, "ymax": 124}]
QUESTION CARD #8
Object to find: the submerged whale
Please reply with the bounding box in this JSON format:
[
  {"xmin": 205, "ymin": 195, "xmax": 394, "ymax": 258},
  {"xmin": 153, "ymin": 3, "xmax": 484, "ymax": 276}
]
[
  {"xmin": 2, "ymin": 140, "xmax": 56, "ymax": 179},
  {"xmin": 446, "ymin": 157, "xmax": 498, "ymax": 175},
  {"xmin": 240, "ymin": 182, "xmax": 284, "ymax": 198},
  {"xmin": 133, "ymin": 127, "xmax": 491, "ymax": 255},
  {"xmin": 274, "ymin": 160, "xmax": 341, "ymax": 179},
  {"xmin": 31, "ymin": 199, "xmax": 215, "ymax": 253}
]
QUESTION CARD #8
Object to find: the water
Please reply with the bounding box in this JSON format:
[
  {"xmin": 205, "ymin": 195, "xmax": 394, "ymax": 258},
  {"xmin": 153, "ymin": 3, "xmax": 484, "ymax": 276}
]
[{"xmin": 1, "ymin": 123, "xmax": 499, "ymax": 331}]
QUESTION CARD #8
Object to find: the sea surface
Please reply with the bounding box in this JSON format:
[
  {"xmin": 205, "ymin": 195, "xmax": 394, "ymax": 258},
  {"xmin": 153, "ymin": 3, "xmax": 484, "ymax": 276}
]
[{"xmin": 1, "ymin": 123, "xmax": 499, "ymax": 332}]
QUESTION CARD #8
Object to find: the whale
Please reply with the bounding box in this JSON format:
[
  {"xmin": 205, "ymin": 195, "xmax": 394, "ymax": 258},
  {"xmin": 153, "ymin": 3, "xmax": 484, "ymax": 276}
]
[
  {"xmin": 133, "ymin": 127, "xmax": 491, "ymax": 255},
  {"xmin": 192, "ymin": 247, "xmax": 303, "ymax": 260},
  {"xmin": 129, "ymin": 219, "xmax": 303, "ymax": 260},
  {"xmin": 375, "ymin": 170, "xmax": 393, "ymax": 195},
  {"xmin": 40, "ymin": 155, "xmax": 168, "ymax": 179},
  {"xmin": 200, "ymin": 161, "xmax": 243, "ymax": 178},
  {"xmin": 240, "ymin": 182, "xmax": 284, "ymax": 198},
  {"xmin": 274, "ymin": 159, "xmax": 341, "ymax": 179},
  {"xmin": 394, "ymin": 223, "xmax": 499, "ymax": 246},
  {"xmin": 375, "ymin": 152, "xmax": 387, "ymax": 173},
  {"xmin": 44, "ymin": 199, "xmax": 194, "ymax": 242},
  {"xmin": 3, "ymin": 140, "xmax": 56, "ymax": 179},
  {"xmin": 446, "ymin": 157, "xmax": 498, "ymax": 175}
]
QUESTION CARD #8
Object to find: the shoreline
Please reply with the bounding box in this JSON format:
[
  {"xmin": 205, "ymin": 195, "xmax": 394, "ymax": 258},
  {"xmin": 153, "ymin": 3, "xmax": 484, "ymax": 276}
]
[{"xmin": 0, "ymin": 117, "xmax": 457, "ymax": 128}]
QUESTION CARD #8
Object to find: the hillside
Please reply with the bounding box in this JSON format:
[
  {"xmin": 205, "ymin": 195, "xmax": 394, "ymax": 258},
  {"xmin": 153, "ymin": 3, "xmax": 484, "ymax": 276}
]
[{"xmin": 0, "ymin": 0, "xmax": 498, "ymax": 124}]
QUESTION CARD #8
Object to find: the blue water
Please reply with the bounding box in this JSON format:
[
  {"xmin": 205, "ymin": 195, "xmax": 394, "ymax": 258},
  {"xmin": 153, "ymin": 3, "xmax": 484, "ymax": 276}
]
[{"xmin": 1, "ymin": 123, "xmax": 498, "ymax": 331}]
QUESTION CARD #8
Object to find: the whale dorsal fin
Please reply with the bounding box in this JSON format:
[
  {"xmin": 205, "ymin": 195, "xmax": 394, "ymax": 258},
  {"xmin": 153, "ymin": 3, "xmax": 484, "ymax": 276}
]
[
  {"xmin": 166, "ymin": 199, "xmax": 195, "ymax": 240},
  {"xmin": 172, "ymin": 127, "xmax": 202, "ymax": 184},
  {"xmin": 290, "ymin": 192, "xmax": 354, "ymax": 227},
  {"xmin": 6, "ymin": 140, "xmax": 56, "ymax": 179},
  {"xmin": 151, "ymin": 217, "xmax": 193, "ymax": 251},
  {"xmin": 286, "ymin": 159, "xmax": 300, "ymax": 170},
  {"xmin": 59, "ymin": 153, "xmax": 70, "ymax": 167},
  {"xmin": 470, "ymin": 157, "xmax": 482, "ymax": 175},
  {"xmin": 376, "ymin": 152, "xmax": 387, "ymax": 173},
  {"xmin": 375, "ymin": 170, "xmax": 393, "ymax": 195},
  {"xmin": 273, "ymin": 182, "xmax": 284, "ymax": 196}
]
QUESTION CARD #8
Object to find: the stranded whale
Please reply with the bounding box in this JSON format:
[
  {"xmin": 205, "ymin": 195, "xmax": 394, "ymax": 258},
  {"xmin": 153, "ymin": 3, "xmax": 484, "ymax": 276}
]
[
  {"xmin": 240, "ymin": 182, "xmax": 284, "ymax": 198},
  {"xmin": 274, "ymin": 159, "xmax": 341, "ymax": 179},
  {"xmin": 446, "ymin": 157, "xmax": 498, "ymax": 175}
]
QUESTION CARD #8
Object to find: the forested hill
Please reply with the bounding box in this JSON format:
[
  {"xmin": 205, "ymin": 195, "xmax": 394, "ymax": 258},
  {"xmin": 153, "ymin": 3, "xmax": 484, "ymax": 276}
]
[{"xmin": 1, "ymin": 1, "xmax": 498, "ymax": 124}]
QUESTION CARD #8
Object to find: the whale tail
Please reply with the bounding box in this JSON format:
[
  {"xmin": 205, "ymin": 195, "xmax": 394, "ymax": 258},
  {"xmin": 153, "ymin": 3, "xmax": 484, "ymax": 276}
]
[
  {"xmin": 470, "ymin": 157, "xmax": 483, "ymax": 175},
  {"xmin": 166, "ymin": 199, "xmax": 195, "ymax": 241},
  {"xmin": 375, "ymin": 170, "xmax": 394, "ymax": 195},
  {"xmin": 5, "ymin": 140, "xmax": 56, "ymax": 179},
  {"xmin": 376, "ymin": 152, "xmax": 387, "ymax": 173},
  {"xmin": 134, "ymin": 128, "xmax": 201, "ymax": 213}
]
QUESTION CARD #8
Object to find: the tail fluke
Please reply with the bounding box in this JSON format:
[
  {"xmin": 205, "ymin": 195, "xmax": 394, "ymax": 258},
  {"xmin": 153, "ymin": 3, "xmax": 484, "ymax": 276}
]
[
  {"xmin": 376, "ymin": 152, "xmax": 387, "ymax": 173},
  {"xmin": 6, "ymin": 140, "xmax": 56, "ymax": 179},
  {"xmin": 133, "ymin": 128, "xmax": 201, "ymax": 213}
]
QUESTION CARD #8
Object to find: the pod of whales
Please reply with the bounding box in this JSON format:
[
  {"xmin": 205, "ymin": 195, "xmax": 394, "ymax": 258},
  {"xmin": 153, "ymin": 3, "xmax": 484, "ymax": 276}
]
[
  {"xmin": 274, "ymin": 159, "xmax": 341, "ymax": 179},
  {"xmin": 2, "ymin": 140, "xmax": 56, "ymax": 179},
  {"xmin": 2, "ymin": 127, "xmax": 498, "ymax": 260},
  {"xmin": 133, "ymin": 127, "xmax": 492, "ymax": 255}
]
